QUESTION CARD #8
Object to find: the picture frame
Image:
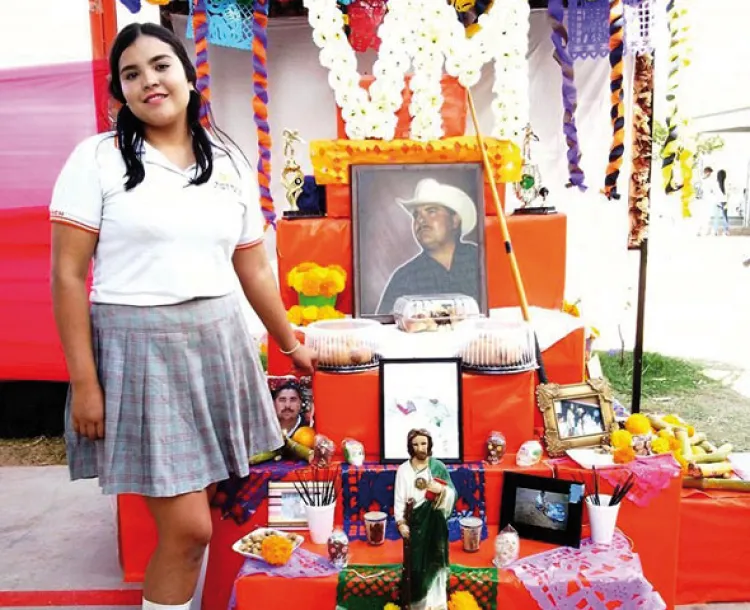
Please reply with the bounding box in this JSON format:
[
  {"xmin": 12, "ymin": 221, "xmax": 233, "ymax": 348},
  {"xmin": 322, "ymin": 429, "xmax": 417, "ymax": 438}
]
[
  {"xmin": 500, "ymin": 472, "xmax": 585, "ymax": 548},
  {"xmin": 268, "ymin": 375, "xmax": 314, "ymax": 435},
  {"xmin": 351, "ymin": 163, "xmax": 487, "ymax": 322},
  {"xmin": 536, "ymin": 379, "xmax": 618, "ymax": 457},
  {"xmin": 267, "ymin": 481, "xmax": 314, "ymax": 530},
  {"xmin": 379, "ymin": 357, "xmax": 463, "ymax": 464}
]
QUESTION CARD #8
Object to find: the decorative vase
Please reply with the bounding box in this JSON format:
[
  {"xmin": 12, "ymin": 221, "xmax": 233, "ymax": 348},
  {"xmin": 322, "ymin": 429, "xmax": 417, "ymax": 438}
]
[{"xmin": 298, "ymin": 294, "xmax": 337, "ymax": 308}]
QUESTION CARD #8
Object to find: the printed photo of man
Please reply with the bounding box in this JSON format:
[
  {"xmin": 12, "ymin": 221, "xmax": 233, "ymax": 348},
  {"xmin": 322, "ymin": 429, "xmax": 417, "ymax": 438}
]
[{"xmin": 376, "ymin": 178, "xmax": 480, "ymax": 315}]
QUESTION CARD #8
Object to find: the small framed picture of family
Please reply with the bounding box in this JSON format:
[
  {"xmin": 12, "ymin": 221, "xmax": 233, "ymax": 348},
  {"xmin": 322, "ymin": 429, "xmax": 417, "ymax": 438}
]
[
  {"xmin": 351, "ymin": 163, "xmax": 488, "ymax": 322},
  {"xmin": 536, "ymin": 380, "xmax": 617, "ymax": 457}
]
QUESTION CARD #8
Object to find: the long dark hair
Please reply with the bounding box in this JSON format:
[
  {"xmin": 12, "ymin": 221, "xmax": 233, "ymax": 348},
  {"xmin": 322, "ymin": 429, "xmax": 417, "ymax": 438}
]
[
  {"xmin": 717, "ymin": 169, "xmax": 727, "ymax": 197},
  {"xmin": 108, "ymin": 23, "xmax": 213, "ymax": 191}
]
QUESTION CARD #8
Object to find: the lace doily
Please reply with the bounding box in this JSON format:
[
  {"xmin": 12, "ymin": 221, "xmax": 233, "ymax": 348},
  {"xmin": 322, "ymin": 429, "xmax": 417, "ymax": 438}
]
[{"xmin": 510, "ymin": 531, "xmax": 666, "ymax": 610}]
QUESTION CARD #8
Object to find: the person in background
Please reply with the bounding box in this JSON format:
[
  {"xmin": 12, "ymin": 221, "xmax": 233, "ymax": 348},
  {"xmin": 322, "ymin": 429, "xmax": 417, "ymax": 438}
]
[
  {"xmin": 714, "ymin": 169, "xmax": 730, "ymax": 236},
  {"xmin": 49, "ymin": 23, "xmax": 314, "ymax": 610}
]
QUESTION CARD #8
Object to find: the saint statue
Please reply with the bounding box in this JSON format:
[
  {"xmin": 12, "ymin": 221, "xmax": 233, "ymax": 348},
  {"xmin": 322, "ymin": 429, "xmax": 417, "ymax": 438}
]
[{"xmin": 394, "ymin": 428, "xmax": 456, "ymax": 610}]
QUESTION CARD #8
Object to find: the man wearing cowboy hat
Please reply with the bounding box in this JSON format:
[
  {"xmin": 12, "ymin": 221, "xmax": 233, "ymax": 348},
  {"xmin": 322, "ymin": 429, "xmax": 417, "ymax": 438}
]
[{"xmin": 377, "ymin": 178, "xmax": 480, "ymax": 315}]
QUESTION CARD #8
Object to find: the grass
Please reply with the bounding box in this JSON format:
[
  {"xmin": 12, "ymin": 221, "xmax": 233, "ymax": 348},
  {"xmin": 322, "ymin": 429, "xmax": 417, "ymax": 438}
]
[
  {"xmin": 598, "ymin": 350, "xmax": 718, "ymax": 403},
  {"xmin": 598, "ymin": 350, "xmax": 750, "ymax": 450}
]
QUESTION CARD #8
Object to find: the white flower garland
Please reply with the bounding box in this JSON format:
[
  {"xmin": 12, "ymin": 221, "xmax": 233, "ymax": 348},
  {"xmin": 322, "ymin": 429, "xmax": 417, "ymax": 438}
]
[{"xmin": 303, "ymin": 0, "xmax": 529, "ymax": 143}]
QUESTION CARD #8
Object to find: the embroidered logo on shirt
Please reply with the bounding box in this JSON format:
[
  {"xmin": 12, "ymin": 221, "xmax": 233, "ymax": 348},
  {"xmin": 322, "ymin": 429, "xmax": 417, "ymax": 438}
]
[{"xmin": 213, "ymin": 171, "xmax": 241, "ymax": 196}]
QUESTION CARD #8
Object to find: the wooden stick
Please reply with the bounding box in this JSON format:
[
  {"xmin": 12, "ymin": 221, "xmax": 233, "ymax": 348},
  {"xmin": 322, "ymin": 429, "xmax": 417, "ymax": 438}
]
[
  {"xmin": 466, "ymin": 91, "xmax": 548, "ymax": 383},
  {"xmin": 466, "ymin": 90, "xmax": 531, "ymax": 321}
]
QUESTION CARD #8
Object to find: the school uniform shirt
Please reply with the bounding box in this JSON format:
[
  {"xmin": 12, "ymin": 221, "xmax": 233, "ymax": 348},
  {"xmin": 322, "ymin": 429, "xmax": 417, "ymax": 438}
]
[{"xmin": 49, "ymin": 133, "xmax": 264, "ymax": 306}]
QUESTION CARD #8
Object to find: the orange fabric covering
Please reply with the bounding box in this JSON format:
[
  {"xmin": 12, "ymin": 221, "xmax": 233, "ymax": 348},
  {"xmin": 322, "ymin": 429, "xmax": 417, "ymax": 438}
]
[
  {"xmin": 335, "ymin": 75, "xmax": 467, "ymax": 141},
  {"xmin": 234, "ymin": 530, "xmax": 552, "ymax": 610},
  {"xmin": 117, "ymin": 459, "xmax": 683, "ymax": 610},
  {"xmin": 325, "ymin": 181, "xmax": 507, "ymax": 218},
  {"xmin": 274, "ymin": 213, "xmax": 566, "ymax": 319},
  {"xmin": 312, "ymin": 370, "xmax": 535, "ymax": 461},
  {"xmin": 676, "ymin": 489, "xmax": 750, "ymax": 605},
  {"xmin": 228, "ymin": 463, "xmax": 683, "ymax": 610},
  {"xmin": 116, "ymin": 494, "xmax": 157, "ymax": 583}
]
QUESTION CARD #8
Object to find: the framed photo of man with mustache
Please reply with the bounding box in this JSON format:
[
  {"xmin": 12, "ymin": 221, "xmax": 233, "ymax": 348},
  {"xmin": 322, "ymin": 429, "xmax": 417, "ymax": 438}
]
[{"xmin": 352, "ymin": 163, "xmax": 488, "ymax": 321}]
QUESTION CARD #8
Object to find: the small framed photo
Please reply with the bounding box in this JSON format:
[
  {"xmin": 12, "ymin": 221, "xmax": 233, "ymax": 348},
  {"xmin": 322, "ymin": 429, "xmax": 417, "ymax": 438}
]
[
  {"xmin": 500, "ymin": 472, "xmax": 585, "ymax": 548},
  {"xmin": 379, "ymin": 358, "xmax": 463, "ymax": 464},
  {"xmin": 352, "ymin": 163, "xmax": 487, "ymax": 321},
  {"xmin": 268, "ymin": 375, "xmax": 314, "ymax": 437},
  {"xmin": 267, "ymin": 482, "xmax": 313, "ymax": 530},
  {"xmin": 536, "ymin": 380, "xmax": 617, "ymax": 457}
]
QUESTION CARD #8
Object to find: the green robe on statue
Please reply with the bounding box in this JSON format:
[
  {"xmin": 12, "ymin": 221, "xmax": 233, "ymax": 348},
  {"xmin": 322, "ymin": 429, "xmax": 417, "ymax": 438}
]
[{"xmin": 394, "ymin": 457, "xmax": 456, "ymax": 609}]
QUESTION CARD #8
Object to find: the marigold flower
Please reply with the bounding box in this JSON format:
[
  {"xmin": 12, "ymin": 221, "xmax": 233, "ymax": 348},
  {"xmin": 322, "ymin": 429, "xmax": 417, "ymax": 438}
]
[
  {"xmin": 624, "ymin": 413, "xmax": 651, "ymax": 436},
  {"xmin": 260, "ymin": 534, "xmax": 293, "ymax": 566},
  {"xmin": 301, "ymin": 306, "xmax": 319, "ymax": 322},
  {"xmin": 650, "ymin": 437, "xmax": 670, "ymax": 454},
  {"xmin": 448, "ymin": 590, "xmax": 481, "ymax": 610},
  {"xmin": 610, "ymin": 429, "xmax": 633, "ymax": 450},
  {"xmin": 286, "ymin": 305, "xmax": 303, "ymax": 326},
  {"xmin": 668, "ymin": 436, "xmax": 681, "ymax": 451},
  {"xmin": 383, "ymin": 604, "xmax": 401, "ymax": 610},
  {"xmin": 613, "ymin": 446, "xmax": 636, "ymax": 464}
]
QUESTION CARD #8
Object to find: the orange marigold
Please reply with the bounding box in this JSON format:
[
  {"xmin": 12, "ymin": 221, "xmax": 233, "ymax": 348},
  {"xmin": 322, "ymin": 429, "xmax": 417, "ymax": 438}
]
[
  {"xmin": 260, "ymin": 534, "xmax": 293, "ymax": 566},
  {"xmin": 613, "ymin": 446, "xmax": 636, "ymax": 464}
]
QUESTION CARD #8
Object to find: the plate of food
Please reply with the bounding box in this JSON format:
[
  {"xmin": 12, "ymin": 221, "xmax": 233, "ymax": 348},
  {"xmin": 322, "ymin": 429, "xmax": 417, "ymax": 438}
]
[
  {"xmin": 232, "ymin": 528, "xmax": 305, "ymax": 560},
  {"xmin": 566, "ymin": 448, "xmax": 615, "ymax": 470}
]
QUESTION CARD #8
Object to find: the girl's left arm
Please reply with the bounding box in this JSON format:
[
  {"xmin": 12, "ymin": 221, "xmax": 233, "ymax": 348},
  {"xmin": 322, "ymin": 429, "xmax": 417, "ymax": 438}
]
[{"xmin": 233, "ymin": 243, "xmax": 315, "ymax": 374}]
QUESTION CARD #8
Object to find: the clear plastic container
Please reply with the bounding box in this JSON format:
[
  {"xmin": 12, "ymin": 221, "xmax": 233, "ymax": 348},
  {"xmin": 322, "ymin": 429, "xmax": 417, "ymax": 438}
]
[
  {"xmin": 457, "ymin": 319, "xmax": 536, "ymax": 373},
  {"xmin": 304, "ymin": 318, "xmax": 382, "ymax": 372},
  {"xmin": 393, "ymin": 294, "xmax": 480, "ymax": 333}
]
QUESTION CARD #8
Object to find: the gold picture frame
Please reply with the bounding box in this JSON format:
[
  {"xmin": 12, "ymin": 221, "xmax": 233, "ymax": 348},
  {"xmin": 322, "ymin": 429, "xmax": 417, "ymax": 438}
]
[{"xmin": 536, "ymin": 379, "xmax": 617, "ymax": 457}]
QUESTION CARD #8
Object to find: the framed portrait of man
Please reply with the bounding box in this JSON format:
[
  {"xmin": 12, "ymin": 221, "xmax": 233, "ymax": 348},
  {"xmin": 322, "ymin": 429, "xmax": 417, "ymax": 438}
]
[{"xmin": 352, "ymin": 163, "xmax": 487, "ymax": 321}]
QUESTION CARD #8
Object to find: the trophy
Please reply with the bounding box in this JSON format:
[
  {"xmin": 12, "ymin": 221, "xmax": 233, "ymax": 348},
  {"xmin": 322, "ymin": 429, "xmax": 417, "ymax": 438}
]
[
  {"xmin": 281, "ymin": 129, "xmax": 311, "ymax": 219},
  {"xmin": 513, "ymin": 124, "xmax": 555, "ymax": 215}
]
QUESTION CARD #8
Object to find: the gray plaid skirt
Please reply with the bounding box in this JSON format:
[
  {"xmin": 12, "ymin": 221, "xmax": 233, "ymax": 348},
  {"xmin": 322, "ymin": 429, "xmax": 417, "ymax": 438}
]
[{"xmin": 65, "ymin": 294, "xmax": 283, "ymax": 497}]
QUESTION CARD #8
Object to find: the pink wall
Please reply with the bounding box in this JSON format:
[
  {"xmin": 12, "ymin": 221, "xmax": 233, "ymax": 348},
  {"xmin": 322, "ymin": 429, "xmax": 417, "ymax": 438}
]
[{"xmin": 0, "ymin": 61, "xmax": 105, "ymax": 381}]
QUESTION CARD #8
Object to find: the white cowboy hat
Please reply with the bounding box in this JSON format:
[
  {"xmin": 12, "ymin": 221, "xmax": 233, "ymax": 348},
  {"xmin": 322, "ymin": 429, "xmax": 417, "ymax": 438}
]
[{"xmin": 397, "ymin": 178, "xmax": 477, "ymax": 236}]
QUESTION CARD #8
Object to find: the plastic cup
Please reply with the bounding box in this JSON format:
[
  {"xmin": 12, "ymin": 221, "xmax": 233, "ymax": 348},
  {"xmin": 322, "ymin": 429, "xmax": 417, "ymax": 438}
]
[
  {"xmin": 586, "ymin": 495, "xmax": 620, "ymax": 546},
  {"xmin": 305, "ymin": 501, "xmax": 336, "ymax": 544},
  {"xmin": 459, "ymin": 516, "xmax": 483, "ymax": 552},
  {"xmin": 364, "ymin": 511, "xmax": 388, "ymax": 546}
]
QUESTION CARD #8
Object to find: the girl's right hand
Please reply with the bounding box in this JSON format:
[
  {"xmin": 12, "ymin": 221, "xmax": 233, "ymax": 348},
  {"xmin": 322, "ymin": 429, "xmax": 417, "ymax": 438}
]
[{"xmin": 71, "ymin": 381, "xmax": 105, "ymax": 440}]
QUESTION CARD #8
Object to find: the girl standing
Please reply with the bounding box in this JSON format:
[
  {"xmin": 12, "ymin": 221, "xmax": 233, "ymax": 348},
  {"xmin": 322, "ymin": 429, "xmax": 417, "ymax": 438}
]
[{"xmin": 50, "ymin": 23, "xmax": 314, "ymax": 610}]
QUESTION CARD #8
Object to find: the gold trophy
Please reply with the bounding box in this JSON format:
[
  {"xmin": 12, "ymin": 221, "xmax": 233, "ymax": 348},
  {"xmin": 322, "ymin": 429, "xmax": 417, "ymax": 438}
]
[
  {"xmin": 281, "ymin": 129, "xmax": 308, "ymax": 218},
  {"xmin": 513, "ymin": 124, "xmax": 554, "ymax": 215}
]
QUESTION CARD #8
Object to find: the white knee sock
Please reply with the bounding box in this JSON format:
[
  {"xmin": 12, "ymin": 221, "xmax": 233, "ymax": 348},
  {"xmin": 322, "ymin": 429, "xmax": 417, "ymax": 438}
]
[{"xmin": 142, "ymin": 599, "xmax": 193, "ymax": 610}]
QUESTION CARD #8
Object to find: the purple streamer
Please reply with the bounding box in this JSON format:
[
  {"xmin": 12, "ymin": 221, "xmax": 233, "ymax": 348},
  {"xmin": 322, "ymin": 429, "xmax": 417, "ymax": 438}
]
[
  {"xmin": 549, "ymin": 0, "xmax": 587, "ymax": 191},
  {"xmin": 193, "ymin": 0, "xmax": 211, "ymax": 123},
  {"xmin": 252, "ymin": 0, "xmax": 276, "ymax": 228}
]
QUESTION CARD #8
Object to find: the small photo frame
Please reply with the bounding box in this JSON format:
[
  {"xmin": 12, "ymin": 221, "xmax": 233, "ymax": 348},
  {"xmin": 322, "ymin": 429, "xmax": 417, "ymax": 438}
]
[
  {"xmin": 268, "ymin": 375, "xmax": 314, "ymax": 436},
  {"xmin": 500, "ymin": 472, "xmax": 585, "ymax": 548},
  {"xmin": 267, "ymin": 482, "xmax": 313, "ymax": 530},
  {"xmin": 379, "ymin": 357, "xmax": 463, "ymax": 464},
  {"xmin": 537, "ymin": 380, "xmax": 617, "ymax": 457}
]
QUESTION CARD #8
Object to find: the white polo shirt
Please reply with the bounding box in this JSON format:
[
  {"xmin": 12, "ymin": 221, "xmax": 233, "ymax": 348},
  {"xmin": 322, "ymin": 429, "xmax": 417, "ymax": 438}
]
[{"xmin": 50, "ymin": 133, "xmax": 265, "ymax": 306}]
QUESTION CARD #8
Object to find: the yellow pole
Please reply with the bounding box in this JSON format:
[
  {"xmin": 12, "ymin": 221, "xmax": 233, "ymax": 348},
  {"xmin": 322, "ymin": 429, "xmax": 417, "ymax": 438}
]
[{"xmin": 466, "ymin": 90, "xmax": 532, "ymax": 323}]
